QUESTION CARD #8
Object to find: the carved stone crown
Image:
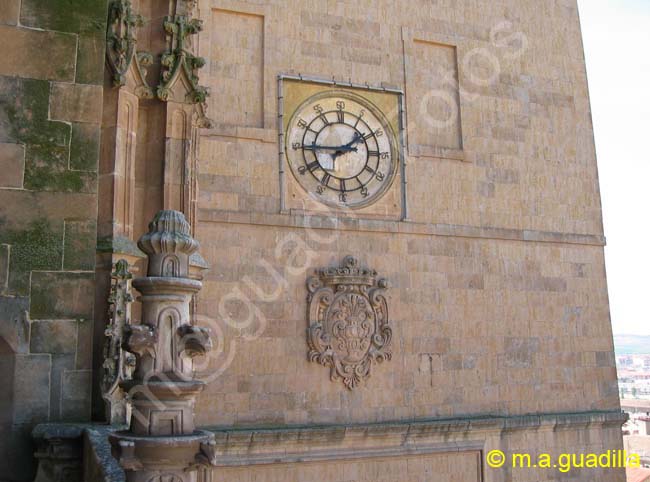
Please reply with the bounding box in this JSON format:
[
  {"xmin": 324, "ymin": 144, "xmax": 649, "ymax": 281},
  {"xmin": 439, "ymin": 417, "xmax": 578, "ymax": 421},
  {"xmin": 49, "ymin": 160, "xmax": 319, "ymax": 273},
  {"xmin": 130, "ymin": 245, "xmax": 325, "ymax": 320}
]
[
  {"xmin": 315, "ymin": 255, "xmax": 378, "ymax": 287},
  {"xmin": 137, "ymin": 210, "xmax": 199, "ymax": 277}
]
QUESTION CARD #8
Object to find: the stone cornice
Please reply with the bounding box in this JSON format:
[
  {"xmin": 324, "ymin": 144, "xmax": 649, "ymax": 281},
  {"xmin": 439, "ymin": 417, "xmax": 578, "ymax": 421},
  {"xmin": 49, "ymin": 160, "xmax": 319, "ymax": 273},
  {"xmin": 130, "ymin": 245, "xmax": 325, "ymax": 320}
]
[
  {"xmin": 198, "ymin": 209, "xmax": 607, "ymax": 247},
  {"xmin": 203, "ymin": 410, "xmax": 626, "ymax": 467}
]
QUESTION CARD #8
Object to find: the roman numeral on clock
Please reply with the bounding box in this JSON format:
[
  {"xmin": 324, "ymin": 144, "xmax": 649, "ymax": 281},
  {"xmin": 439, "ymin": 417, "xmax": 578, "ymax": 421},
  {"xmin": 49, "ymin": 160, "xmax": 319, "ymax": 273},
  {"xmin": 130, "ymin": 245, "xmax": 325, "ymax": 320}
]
[
  {"xmin": 321, "ymin": 173, "xmax": 331, "ymax": 187},
  {"xmin": 368, "ymin": 150, "xmax": 379, "ymax": 157}
]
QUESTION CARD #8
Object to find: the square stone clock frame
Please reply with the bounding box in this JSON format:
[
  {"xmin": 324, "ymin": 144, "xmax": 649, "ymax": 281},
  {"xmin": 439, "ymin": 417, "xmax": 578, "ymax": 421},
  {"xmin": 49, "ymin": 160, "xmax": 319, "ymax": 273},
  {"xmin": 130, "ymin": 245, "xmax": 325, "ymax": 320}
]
[{"xmin": 277, "ymin": 74, "xmax": 408, "ymax": 221}]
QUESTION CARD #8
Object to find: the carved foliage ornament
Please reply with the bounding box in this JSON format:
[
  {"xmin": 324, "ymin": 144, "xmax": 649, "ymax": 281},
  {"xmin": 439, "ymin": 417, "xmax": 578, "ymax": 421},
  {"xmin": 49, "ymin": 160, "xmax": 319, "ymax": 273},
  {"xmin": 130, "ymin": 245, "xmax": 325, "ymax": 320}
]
[
  {"xmin": 106, "ymin": 0, "xmax": 154, "ymax": 97},
  {"xmin": 158, "ymin": 14, "xmax": 209, "ymax": 106},
  {"xmin": 307, "ymin": 256, "xmax": 392, "ymax": 389}
]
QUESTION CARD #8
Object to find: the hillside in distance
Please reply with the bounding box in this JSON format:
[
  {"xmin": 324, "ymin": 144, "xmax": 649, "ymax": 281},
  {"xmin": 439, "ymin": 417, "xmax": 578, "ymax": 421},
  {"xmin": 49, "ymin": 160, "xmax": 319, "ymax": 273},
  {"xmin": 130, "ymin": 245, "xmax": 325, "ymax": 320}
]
[{"xmin": 614, "ymin": 335, "xmax": 650, "ymax": 355}]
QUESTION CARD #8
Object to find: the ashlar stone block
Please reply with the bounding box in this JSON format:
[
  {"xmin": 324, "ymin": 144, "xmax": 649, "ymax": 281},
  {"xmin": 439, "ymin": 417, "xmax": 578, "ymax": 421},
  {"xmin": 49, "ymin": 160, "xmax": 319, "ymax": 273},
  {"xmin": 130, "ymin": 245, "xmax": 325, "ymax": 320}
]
[
  {"xmin": 0, "ymin": 142, "xmax": 24, "ymax": 188},
  {"xmin": 61, "ymin": 369, "xmax": 91, "ymax": 421},
  {"xmin": 30, "ymin": 272, "xmax": 94, "ymax": 320},
  {"xmin": 30, "ymin": 320, "xmax": 78, "ymax": 354},
  {"xmin": 20, "ymin": 0, "xmax": 108, "ymax": 35},
  {"xmin": 63, "ymin": 219, "xmax": 96, "ymax": 270},
  {"xmin": 13, "ymin": 354, "xmax": 51, "ymax": 423},
  {"xmin": 0, "ymin": 0, "xmax": 20, "ymax": 25},
  {"xmin": 0, "ymin": 25, "xmax": 76, "ymax": 81},
  {"xmin": 49, "ymin": 83, "xmax": 103, "ymax": 124}
]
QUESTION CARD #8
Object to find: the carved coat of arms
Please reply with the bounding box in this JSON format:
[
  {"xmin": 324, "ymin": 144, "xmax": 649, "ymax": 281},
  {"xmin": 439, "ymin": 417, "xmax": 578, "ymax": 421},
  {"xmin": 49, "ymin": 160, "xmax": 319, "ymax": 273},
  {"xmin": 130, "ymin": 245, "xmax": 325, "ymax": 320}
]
[{"xmin": 307, "ymin": 256, "xmax": 392, "ymax": 389}]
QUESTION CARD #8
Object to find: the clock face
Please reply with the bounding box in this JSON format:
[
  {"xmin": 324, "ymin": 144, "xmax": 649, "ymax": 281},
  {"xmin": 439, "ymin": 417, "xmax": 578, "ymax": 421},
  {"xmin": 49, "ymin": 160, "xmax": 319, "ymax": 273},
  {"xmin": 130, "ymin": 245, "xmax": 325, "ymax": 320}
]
[{"xmin": 285, "ymin": 91, "xmax": 397, "ymax": 208}]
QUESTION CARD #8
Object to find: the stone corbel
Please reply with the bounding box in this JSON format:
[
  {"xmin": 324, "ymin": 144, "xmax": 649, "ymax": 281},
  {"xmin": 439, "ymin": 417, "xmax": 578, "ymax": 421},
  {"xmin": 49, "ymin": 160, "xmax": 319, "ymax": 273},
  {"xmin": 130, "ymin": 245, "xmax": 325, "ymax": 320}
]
[
  {"xmin": 194, "ymin": 439, "xmax": 218, "ymax": 467},
  {"xmin": 177, "ymin": 324, "xmax": 213, "ymax": 358},
  {"xmin": 122, "ymin": 323, "xmax": 157, "ymax": 364}
]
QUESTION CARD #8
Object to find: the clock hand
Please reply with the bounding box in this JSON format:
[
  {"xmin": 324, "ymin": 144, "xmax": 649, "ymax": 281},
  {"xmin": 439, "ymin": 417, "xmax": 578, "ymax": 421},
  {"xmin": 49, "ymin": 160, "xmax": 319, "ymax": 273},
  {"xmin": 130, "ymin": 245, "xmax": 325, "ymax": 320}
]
[
  {"xmin": 342, "ymin": 132, "xmax": 362, "ymax": 149},
  {"xmin": 332, "ymin": 133, "xmax": 363, "ymax": 162},
  {"xmin": 303, "ymin": 144, "xmax": 358, "ymax": 152}
]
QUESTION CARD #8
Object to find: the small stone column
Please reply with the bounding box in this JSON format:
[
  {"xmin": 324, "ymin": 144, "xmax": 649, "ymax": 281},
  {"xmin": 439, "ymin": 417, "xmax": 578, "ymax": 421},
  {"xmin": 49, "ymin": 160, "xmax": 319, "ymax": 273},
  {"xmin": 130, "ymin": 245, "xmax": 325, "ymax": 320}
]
[{"xmin": 109, "ymin": 210, "xmax": 214, "ymax": 482}]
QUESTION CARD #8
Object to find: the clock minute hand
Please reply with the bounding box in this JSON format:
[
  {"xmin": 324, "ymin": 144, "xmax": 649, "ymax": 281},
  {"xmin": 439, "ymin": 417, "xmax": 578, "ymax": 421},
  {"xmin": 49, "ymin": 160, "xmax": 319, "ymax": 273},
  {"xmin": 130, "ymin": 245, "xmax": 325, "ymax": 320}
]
[
  {"xmin": 304, "ymin": 144, "xmax": 358, "ymax": 152},
  {"xmin": 342, "ymin": 132, "xmax": 362, "ymax": 149}
]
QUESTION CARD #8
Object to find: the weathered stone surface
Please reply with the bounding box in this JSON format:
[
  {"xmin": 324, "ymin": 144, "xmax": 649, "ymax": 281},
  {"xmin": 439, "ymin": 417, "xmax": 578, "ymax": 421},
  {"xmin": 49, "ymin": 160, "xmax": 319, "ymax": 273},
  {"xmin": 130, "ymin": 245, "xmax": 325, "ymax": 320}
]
[
  {"xmin": 0, "ymin": 218, "xmax": 63, "ymax": 295},
  {"xmin": 0, "ymin": 244, "xmax": 8, "ymax": 293},
  {"xmin": 13, "ymin": 354, "xmax": 51, "ymax": 423},
  {"xmin": 0, "ymin": 25, "xmax": 76, "ymax": 81},
  {"xmin": 76, "ymin": 33, "xmax": 106, "ymax": 85},
  {"xmin": 75, "ymin": 320, "xmax": 93, "ymax": 370},
  {"xmin": 48, "ymin": 353, "xmax": 75, "ymax": 421},
  {"xmin": 0, "ymin": 77, "xmax": 97, "ymax": 193},
  {"xmin": 84, "ymin": 427, "xmax": 126, "ymax": 482},
  {"xmin": 30, "ymin": 272, "xmax": 94, "ymax": 320},
  {"xmin": 0, "ymin": 77, "xmax": 69, "ymax": 146},
  {"xmin": 501, "ymin": 337, "xmax": 541, "ymax": 369},
  {"xmin": 0, "ymin": 191, "xmax": 95, "ymax": 234},
  {"xmin": 0, "ymin": 423, "xmax": 37, "ymax": 481},
  {"xmin": 0, "ymin": 142, "xmax": 24, "ymax": 188},
  {"xmin": 0, "ymin": 357, "xmax": 15, "ymax": 423},
  {"xmin": 19, "ymin": 0, "xmax": 108, "ymax": 34},
  {"xmin": 70, "ymin": 123, "xmax": 101, "ymax": 172},
  {"xmin": 0, "ymin": 244, "xmax": 11, "ymax": 295},
  {"xmin": 30, "ymin": 320, "xmax": 78, "ymax": 354},
  {"xmin": 63, "ymin": 218, "xmax": 96, "ymax": 270},
  {"xmin": 0, "ymin": 295, "xmax": 30, "ymax": 353},
  {"xmin": 49, "ymin": 83, "xmax": 103, "ymax": 124},
  {"xmin": 0, "ymin": 0, "xmax": 104, "ymax": 478},
  {"xmin": 61, "ymin": 369, "xmax": 91, "ymax": 421},
  {"xmin": 0, "ymin": 0, "xmax": 20, "ymax": 25}
]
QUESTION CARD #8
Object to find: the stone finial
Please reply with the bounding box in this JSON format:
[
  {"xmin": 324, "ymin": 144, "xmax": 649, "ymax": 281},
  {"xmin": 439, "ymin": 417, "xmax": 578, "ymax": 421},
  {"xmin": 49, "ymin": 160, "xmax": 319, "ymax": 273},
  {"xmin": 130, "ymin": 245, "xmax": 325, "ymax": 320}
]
[
  {"xmin": 137, "ymin": 210, "xmax": 199, "ymax": 277},
  {"xmin": 111, "ymin": 209, "xmax": 215, "ymax": 481}
]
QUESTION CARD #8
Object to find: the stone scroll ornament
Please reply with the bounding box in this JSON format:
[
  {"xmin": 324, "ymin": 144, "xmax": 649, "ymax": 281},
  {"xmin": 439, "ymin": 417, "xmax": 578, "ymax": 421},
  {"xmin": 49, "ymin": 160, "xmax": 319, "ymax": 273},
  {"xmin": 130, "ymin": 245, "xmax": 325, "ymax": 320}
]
[{"xmin": 307, "ymin": 256, "xmax": 392, "ymax": 389}]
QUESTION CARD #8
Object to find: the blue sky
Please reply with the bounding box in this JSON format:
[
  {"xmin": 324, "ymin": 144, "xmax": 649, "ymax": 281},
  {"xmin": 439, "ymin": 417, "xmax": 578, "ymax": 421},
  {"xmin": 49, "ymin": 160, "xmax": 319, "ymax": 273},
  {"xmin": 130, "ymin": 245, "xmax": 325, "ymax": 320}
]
[{"xmin": 578, "ymin": 0, "xmax": 650, "ymax": 335}]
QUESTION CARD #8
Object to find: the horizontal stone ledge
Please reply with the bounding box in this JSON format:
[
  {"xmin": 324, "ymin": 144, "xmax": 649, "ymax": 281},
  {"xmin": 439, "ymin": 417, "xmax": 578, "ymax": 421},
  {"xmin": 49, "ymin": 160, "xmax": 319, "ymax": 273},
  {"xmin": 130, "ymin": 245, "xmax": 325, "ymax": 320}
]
[
  {"xmin": 200, "ymin": 124, "xmax": 277, "ymax": 143},
  {"xmin": 202, "ymin": 410, "xmax": 626, "ymax": 466},
  {"xmin": 198, "ymin": 209, "xmax": 607, "ymax": 247}
]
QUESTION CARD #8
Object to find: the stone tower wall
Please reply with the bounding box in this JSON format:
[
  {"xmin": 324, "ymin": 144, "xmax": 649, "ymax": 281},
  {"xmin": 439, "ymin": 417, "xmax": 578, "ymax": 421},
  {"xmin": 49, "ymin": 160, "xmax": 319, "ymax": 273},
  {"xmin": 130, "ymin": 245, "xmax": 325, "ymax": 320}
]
[{"xmin": 193, "ymin": 0, "xmax": 618, "ymax": 425}]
